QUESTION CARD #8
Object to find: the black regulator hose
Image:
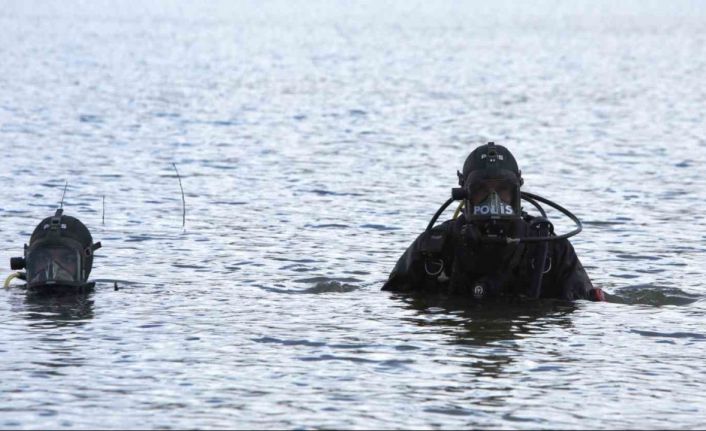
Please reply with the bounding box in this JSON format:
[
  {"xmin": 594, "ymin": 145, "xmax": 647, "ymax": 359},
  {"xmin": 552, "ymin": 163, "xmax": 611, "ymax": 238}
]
[
  {"xmin": 424, "ymin": 191, "xmax": 583, "ymax": 243},
  {"xmin": 426, "ymin": 197, "xmax": 455, "ymax": 232},
  {"xmin": 519, "ymin": 191, "xmax": 582, "ymax": 242},
  {"xmin": 521, "ymin": 193, "xmax": 547, "ymax": 218}
]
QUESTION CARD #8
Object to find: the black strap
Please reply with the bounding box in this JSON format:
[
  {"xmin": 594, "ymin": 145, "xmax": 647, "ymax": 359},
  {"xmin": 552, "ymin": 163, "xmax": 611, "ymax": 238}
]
[
  {"xmin": 420, "ymin": 226, "xmax": 449, "ymax": 278},
  {"xmin": 420, "ymin": 230, "xmax": 447, "ymax": 256},
  {"xmin": 527, "ymin": 217, "xmax": 552, "ymax": 298}
]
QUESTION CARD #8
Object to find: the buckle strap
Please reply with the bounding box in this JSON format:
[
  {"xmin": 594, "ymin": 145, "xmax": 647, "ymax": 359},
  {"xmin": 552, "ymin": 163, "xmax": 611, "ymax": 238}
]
[
  {"xmin": 420, "ymin": 229, "xmax": 448, "ymax": 278},
  {"xmin": 420, "ymin": 230, "xmax": 447, "ymax": 256},
  {"xmin": 424, "ymin": 259, "xmax": 445, "ymax": 277}
]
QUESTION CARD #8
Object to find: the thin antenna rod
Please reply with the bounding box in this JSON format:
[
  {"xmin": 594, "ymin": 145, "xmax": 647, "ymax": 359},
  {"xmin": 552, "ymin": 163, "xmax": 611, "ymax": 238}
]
[
  {"xmin": 172, "ymin": 163, "xmax": 186, "ymax": 228},
  {"xmin": 102, "ymin": 195, "xmax": 105, "ymax": 226},
  {"xmin": 59, "ymin": 180, "xmax": 68, "ymax": 209}
]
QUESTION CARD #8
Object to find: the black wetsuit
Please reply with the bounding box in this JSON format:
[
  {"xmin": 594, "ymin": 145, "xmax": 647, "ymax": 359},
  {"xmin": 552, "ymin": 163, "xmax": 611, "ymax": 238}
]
[{"xmin": 382, "ymin": 215, "xmax": 603, "ymax": 301}]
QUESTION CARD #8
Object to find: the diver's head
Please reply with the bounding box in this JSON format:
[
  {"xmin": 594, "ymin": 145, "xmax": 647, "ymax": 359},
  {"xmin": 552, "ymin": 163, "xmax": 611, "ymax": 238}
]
[
  {"xmin": 10, "ymin": 209, "xmax": 101, "ymax": 289},
  {"xmin": 458, "ymin": 142, "xmax": 523, "ymax": 232}
]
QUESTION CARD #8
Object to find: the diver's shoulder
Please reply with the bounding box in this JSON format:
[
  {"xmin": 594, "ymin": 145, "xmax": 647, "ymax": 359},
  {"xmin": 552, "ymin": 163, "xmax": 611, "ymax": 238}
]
[
  {"xmin": 547, "ymin": 236, "xmax": 578, "ymax": 258},
  {"xmin": 423, "ymin": 218, "xmax": 459, "ymax": 235}
]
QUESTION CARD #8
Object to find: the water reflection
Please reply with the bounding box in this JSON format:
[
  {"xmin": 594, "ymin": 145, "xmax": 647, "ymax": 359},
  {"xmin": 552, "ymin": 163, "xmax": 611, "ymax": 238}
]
[
  {"xmin": 1, "ymin": 1, "xmax": 705, "ymax": 427},
  {"xmin": 606, "ymin": 284, "xmax": 700, "ymax": 306},
  {"xmin": 23, "ymin": 291, "xmax": 95, "ymax": 329},
  {"xmin": 395, "ymin": 294, "xmax": 577, "ymax": 379},
  {"xmin": 399, "ymin": 294, "xmax": 576, "ymax": 343},
  {"xmin": 0, "ymin": 290, "xmax": 95, "ymax": 379}
]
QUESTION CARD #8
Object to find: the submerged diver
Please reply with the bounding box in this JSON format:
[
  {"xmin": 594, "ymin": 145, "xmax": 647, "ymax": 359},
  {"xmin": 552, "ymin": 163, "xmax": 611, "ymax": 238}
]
[
  {"xmin": 383, "ymin": 142, "xmax": 604, "ymax": 301},
  {"xmin": 5, "ymin": 208, "xmax": 102, "ymax": 293}
]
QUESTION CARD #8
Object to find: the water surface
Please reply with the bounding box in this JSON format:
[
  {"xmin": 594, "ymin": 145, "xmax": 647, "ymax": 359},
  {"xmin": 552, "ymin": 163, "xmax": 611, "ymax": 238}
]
[{"xmin": 1, "ymin": 1, "xmax": 705, "ymax": 428}]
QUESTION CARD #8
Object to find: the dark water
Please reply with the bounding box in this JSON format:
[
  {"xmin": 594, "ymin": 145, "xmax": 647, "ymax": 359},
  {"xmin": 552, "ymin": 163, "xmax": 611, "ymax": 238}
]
[{"xmin": 1, "ymin": 0, "xmax": 706, "ymax": 428}]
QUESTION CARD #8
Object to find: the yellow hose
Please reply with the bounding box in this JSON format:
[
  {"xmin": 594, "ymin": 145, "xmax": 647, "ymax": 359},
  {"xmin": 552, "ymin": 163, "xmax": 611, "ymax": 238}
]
[
  {"xmin": 4, "ymin": 273, "xmax": 21, "ymax": 288},
  {"xmin": 453, "ymin": 201, "xmax": 465, "ymax": 220}
]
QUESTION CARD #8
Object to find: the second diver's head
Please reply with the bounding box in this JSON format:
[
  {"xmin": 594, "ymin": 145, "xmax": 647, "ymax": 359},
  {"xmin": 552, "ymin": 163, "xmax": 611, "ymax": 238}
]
[
  {"xmin": 10, "ymin": 209, "xmax": 101, "ymax": 290},
  {"xmin": 458, "ymin": 142, "xmax": 523, "ymax": 235}
]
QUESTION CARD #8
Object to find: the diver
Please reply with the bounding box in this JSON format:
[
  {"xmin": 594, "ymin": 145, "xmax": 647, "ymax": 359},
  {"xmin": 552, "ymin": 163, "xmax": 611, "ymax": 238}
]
[
  {"xmin": 382, "ymin": 142, "xmax": 604, "ymax": 301},
  {"xmin": 5, "ymin": 208, "xmax": 102, "ymax": 294}
]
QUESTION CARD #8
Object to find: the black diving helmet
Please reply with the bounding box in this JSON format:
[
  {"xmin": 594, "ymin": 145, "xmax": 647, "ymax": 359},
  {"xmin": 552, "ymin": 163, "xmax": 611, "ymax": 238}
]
[
  {"xmin": 10, "ymin": 209, "xmax": 101, "ymax": 290},
  {"xmin": 459, "ymin": 142, "xmax": 523, "ymax": 231}
]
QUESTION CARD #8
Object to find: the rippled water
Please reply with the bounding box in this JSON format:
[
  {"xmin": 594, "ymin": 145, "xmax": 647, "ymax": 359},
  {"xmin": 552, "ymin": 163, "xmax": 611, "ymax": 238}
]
[{"xmin": 1, "ymin": 1, "xmax": 706, "ymax": 428}]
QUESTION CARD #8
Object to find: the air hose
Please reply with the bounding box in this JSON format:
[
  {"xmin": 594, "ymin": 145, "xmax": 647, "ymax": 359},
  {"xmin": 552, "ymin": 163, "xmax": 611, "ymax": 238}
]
[
  {"xmin": 427, "ymin": 190, "xmax": 583, "ymax": 244},
  {"xmin": 425, "ymin": 197, "xmax": 456, "ymax": 232},
  {"xmin": 519, "ymin": 191, "xmax": 582, "ymax": 242},
  {"xmin": 4, "ymin": 273, "xmax": 22, "ymax": 288}
]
